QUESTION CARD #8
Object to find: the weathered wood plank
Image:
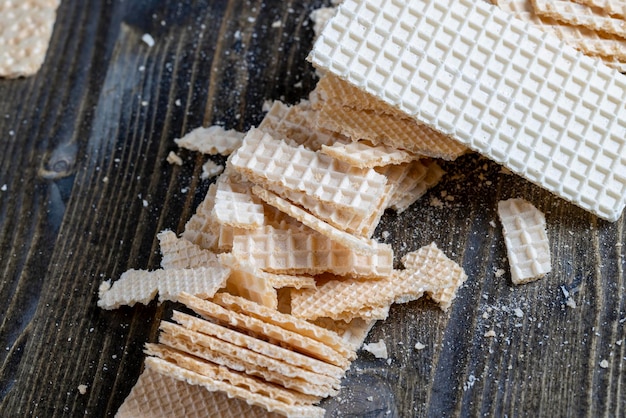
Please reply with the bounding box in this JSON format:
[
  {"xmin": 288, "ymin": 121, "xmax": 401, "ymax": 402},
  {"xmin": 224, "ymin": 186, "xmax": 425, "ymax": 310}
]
[{"xmin": 1, "ymin": 0, "xmax": 625, "ymax": 417}]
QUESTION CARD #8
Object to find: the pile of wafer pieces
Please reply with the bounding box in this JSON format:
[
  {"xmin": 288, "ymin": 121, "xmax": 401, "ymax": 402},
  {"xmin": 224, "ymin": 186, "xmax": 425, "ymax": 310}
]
[
  {"xmin": 97, "ymin": 0, "xmax": 626, "ymax": 414},
  {"xmin": 100, "ymin": 92, "xmax": 471, "ymax": 416}
]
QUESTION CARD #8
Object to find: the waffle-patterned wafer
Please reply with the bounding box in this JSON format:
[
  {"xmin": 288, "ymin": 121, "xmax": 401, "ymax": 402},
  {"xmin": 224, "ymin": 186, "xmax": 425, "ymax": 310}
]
[
  {"xmin": 178, "ymin": 293, "xmax": 351, "ymax": 368},
  {"xmin": 258, "ymin": 100, "xmax": 348, "ymax": 151},
  {"xmin": 389, "ymin": 161, "xmax": 446, "ymax": 212},
  {"xmin": 496, "ymin": 0, "xmax": 626, "ymax": 61},
  {"xmin": 231, "ymin": 225, "xmax": 393, "ymax": 278},
  {"xmin": 0, "ymin": 0, "xmax": 60, "ymax": 78},
  {"xmin": 399, "ymin": 243, "xmax": 468, "ymax": 310},
  {"xmin": 213, "ymin": 181, "xmax": 266, "ymax": 229},
  {"xmin": 251, "ymin": 185, "xmax": 379, "ymax": 255},
  {"xmin": 145, "ymin": 357, "xmax": 326, "ymax": 418},
  {"xmin": 220, "ymin": 253, "xmax": 279, "ymax": 309},
  {"xmin": 172, "ymin": 310, "xmax": 344, "ymax": 379},
  {"xmin": 158, "ymin": 321, "xmax": 339, "ymax": 397},
  {"xmin": 265, "ymin": 273, "xmax": 316, "ymax": 289},
  {"xmin": 175, "ymin": 125, "xmax": 244, "ymax": 155},
  {"xmin": 533, "ymin": 0, "xmax": 626, "ymax": 39},
  {"xmin": 97, "ymin": 266, "xmax": 230, "ymax": 309},
  {"xmin": 309, "ymin": 0, "xmax": 626, "ymax": 221},
  {"xmin": 574, "ymin": 0, "xmax": 626, "ymax": 18},
  {"xmin": 115, "ymin": 366, "xmax": 278, "ymax": 418},
  {"xmin": 183, "ymin": 183, "xmax": 220, "ymax": 251},
  {"xmin": 316, "ymin": 103, "xmax": 468, "ymax": 160},
  {"xmin": 145, "ymin": 343, "xmax": 319, "ymax": 406},
  {"xmin": 230, "ymin": 128, "xmax": 388, "ymax": 218},
  {"xmin": 320, "ymin": 141, "xmax": 416, "ymax": 168},
  {"xmin": 497, "ymin": 198, "xmax": 552, "ymax": 284},
  {"xmin": 157, "ymin": 230, "xmax": 220, "ymax": 269},
  {"xmin": 213, "ymin": 293, "xmax": 355, "ymax": 360},
  {"xmin": 313, "ymin": 317, "xmax": 377, "ymax": 351},
  {"xmin": 384, "ymin": 160, "xmax": 430, "ymax": 209}
]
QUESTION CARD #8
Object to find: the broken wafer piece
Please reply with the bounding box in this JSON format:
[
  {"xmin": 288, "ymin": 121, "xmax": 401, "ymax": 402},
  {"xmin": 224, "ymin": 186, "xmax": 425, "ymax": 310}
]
[
  {"xmin": 309, "ymin": 0, "xmax": 626, "ymax": 221},
  {"xmin": 320, "ymin": 140, "xmax": 416, "ymax": 168},
  {"xmin": 175, "ymin": 125, "xmax": 245, "ymax": 155},
  {"xmin": 213, "ymin": 180, "xmax": 266, "ymax": 229},
  {"xmin": 533, "ymin": 0, "xmax": 626, "ymax": 39},
  {"xmin": 313, "ymin": 317, "xmax": 377, "ymax": 351},
  {"xmin": 497, "ymin": 198, "xmax": 552, "ymax": 284},
  {"xmin": 230, "ymin": 128, "xmax": 388, "ymax": 218},
  {"xmin": 115, "ymin": 366, "xmax": 279, "ymax": 418},
  {"xmin": 157, "ymin": 230, "xmax": 220, "ymax": 269},
  {"xmin": 389, "ymin": 161, "xmax": 446, "ymax": 213},
  {"xmin": 251, "ymin": 185, "xmax": 379, "ymax": 255},
  {"xmin": 145, "ymin": 357, "xmax": 325, "ymax": 418},
  {"xmin": 97, "ymin": 266, "xmax": 230, "ymax": 309},
  {"xmin": 220, "ymin": 253, "xmax": 279, "ymax": 309},
  {"xmin": 0, "ymin": 0, "xmax": 60, "ymax": 77},
  {"xmin": 231, "ymin": 225, "xmax": 393, "ymax": 278},
  {"xmin": 178, "ymin": 293, "xmax": 352, "ymax": 368},
  {"xmin": 574, "ymin": 0, "xmax": 626, "ymax": 18},
  {"xmin": 182, "ymin": 183, "xmax": 220, "ymax": 251}
]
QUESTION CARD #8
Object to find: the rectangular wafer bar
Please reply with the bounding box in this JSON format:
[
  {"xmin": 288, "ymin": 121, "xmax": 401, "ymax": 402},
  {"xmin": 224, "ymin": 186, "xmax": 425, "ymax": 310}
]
[{"xmin": 309, "ymin": 0, "xmax": 626, "ymax": 221}]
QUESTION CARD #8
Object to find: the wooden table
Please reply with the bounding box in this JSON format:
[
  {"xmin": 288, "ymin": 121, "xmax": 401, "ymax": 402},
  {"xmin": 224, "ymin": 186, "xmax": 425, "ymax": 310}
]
[{"xmin": 1, "ymin": 1, "xmax": 625, "ymax": 416}]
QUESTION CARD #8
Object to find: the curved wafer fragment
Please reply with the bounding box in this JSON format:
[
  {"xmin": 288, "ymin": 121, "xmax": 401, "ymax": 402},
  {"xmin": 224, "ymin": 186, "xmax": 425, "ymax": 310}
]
[{"xmin": 175, "ymin": 125, "xmax": 244, "ymax": 155}]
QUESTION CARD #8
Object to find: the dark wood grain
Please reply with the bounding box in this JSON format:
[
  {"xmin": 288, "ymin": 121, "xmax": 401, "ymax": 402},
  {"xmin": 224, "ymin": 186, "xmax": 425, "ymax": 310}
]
[{"xmin": 1, "ymin": 1, "xmax": 625, "ymax": 417}]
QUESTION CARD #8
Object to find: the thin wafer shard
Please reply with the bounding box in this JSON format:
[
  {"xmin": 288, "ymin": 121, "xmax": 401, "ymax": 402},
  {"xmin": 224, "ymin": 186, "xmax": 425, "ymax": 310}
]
[
  {"xmin": 573, "ymin": 0, "xmax": 626, "ymax": 18},
  {"xmin": 97, "ymin": 267, "xmax": 230, "ymax": 309},
  {"xmin": 320, "ymin": 141, "xmax": 416, "ymax": 168},
  {"xmin": 175, "ymin": 125, "xmax": 244, "ymax": 155},
  {"xmin": 158, "ymin": 230, "xmax": 220, "ymax": 269},
  {"xmin": 497, "ymin": 198, "xmax": 552, "ymax": 284},
  {"xmin": 220, "ymin": 253, "xmax": 279, "ymax": 309},
  {"xmin": 309, "ymin": 0, "xmax": 626, "ymax": 221}
]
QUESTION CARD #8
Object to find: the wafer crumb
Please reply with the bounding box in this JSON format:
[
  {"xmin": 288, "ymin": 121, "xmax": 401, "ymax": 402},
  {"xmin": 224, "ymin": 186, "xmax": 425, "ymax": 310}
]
[
  {"xmin": 166, "ymin": 151, "xmax": 183, "ymax": 166},
  {"xmin": 414, "ymin": 342, "xmax": 426, "ymax": 350},
  {"xmin": 78, "ymin": 384, "xmax": 87, "ymax": 395},
  {"xmin": 142, "ymin": 33, "xmax": 155, "ymax": 47},
  {"xmin": 362, "ymin": 340, "xmax": 388, "ymax": 359},
  {"xmin": 600, "ymin": 359, "xmax": 609, "ymax": 368},
  {"xmin": 484, "ymin": 330, "xmax": 496, "ymax": 338}
]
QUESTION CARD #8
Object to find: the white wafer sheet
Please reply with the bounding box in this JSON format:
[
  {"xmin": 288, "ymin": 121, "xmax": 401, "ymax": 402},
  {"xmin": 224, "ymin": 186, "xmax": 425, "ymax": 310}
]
[{"xmin": 309, "ymin": 0, "xmax": 626, "ymax": 221}]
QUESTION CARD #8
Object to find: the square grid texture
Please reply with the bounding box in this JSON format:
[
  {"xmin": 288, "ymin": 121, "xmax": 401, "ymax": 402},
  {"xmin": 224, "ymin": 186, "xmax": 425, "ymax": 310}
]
[{"xmin": 309, "ymin": 0, "xmax": 626, "ymax": 221}]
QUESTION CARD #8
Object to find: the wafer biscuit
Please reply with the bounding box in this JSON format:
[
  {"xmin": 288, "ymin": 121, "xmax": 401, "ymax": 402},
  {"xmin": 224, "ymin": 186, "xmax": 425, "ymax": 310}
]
[
  {"xmin": 316, "ymin": 103, "xmax": 468, "ymax": 160},
  {"xmin": 172, "ymin": 310, "xmax": 344, "ymax": 379},
  {"xmin": 313, "ymin": 317, "xmax": 377, "ymax": 351},
  {"xmin": 220, "ymin": 253, "xmax": 279, "ymax": 309},
  {"xmin": 213, "ymin": 181, "xmax": 265, "ymax": 229},
  {"xmin": 230, "ymin": 128, "xmax": 388, "ymax": 218},
  {"xmin": 175, "ymin": 125, "xmax": 244, "ymax": 155},
  {"xmin": 231, "ymin": 225, "xmax": 393, "ymax": 278},
  {"xmin": 574, "ymin": 0, "xmax": 626, "ymax": 18},
  {"xmin": 157, "ymin": 230, "xmax": 220, "ymax": 269},
  {"xmin": 178, "ymin": 293, "xmax": 351, "ymax": 368},
  {"xmin": 213, "ymin": 293, "xmax": 355, "ymax": 360},
  {"xmin": 533, "ymin": 0, "xmax": 626, "ymax": 39},
  {"xmin": 389, "ymin": 161, "xmax": 446, "ymax": 212},
  {"xmin": 145, "ymin": 357, "xmax": 325, "ymax": 418},
  {"xmin": 497, "ymin": 198, "xmax": 552, "ymax": 284},
  {"xmin": 309, "ymin": 0, "xmax": 626, "ymax": 221},
  {"xmin": 145, "ymin": 343, "xmax": 318, "ymax": 406},
  {"xmin": 258, "ymin": 100, "xmax": 348, "ymax": 151},
  {"xmin": 0, "ymin": 0, "xmax": 60, "ymax": 78},
  {"xmin": 251, "ymin": 185, "xmax": 379, "ymax": 255},
  {"xmin": 158, "ymin": 321, "xmax": 340, "ymax": 396},
  {"xmin": 97, "ymin": 266, "xmax": 230, "ymax": 309},
  {"xmin": 320, "ymin": 140, "xmax": 416, "ymax": 168},
  {"xmin": 115, "ymin": 366, "xmax": 278, "ymax": 418},
  {"xmin": 182, "ymin": 183, "xmax": 220, "ymax": 251}
]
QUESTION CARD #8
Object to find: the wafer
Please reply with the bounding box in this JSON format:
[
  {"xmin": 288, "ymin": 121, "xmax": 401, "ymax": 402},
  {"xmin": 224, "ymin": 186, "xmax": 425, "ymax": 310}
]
[
  {"xmin": 178, "ymin": 293, "xmax": 352, "ymax": 368},
  {"xmin": 115, "ymin": 366, "xmax": 279, "ymax": 418},
  {"xmin": 258, "ymin": 100, "xmax": 348, "ymax": 151},
  {"xmin": 145, "ymin": 357, "xmax": 325, "ymax": 418},
  {"xmin": 171, "ymin": 310, "xmax": 344, "ymax": 379},
  {"xmin": 175, "ymin": 125, "xmax": 244, "ymax": 155},
  {"xmin": 251, "ymin": 185, "xmax": 379, "ymax": 255},
  {"xmin": 389, "ymin": 161, "xmax": 446, "ymax": 213},
  {"xmin": 309, "ymin": 0, "xmax": 626, "ymax": 221},
  {"xmin": 497, "ymin": 198, "xmax": 552, "ymax": 284},
  {"xmin": 230, "ymin": 128, "xmax": 388, "ymax": 218},
  {"xmin": 220, "ymin": 253, "xmax": 279, "ymax": 309},
  {"xmin": 316, "ymin": 102, "xmax": 468, "ymax": 160},
  {"xmin": 213, "ymin": 180, "xmax": 265, "ymax": 229},
  {"xmin": 0, "ymin": 0, "xmax": 60, "ymax": 78},
  {"xmin": 231, "ymin": 225, "xmax": 393, "ymax": 278},
  {"xmin": 182, "ymin": 183, "xmax": 220, "ymax": 251},
  {"xmin": 97, "ymin": 266, "xmax": 230, "ymax": 309},
  {"xmin": 145, "ymin": 343, "xmax": 319, "ymax": 406},
  {"xmin": 574, "ymin": 0, "xmax": 626, "ymax": 18},
  {"xmin": 213, "ymin": 293, "xmax": 355, "ymax": 359},
  {"xmin": 313, "ymin": 317, "xmax": 377, "ymax": 351},
  {"xmin": 320, "ymin": 140, "xmax": 416, "ymax": 168},
  {"xmin": 157, "ymin": 230, "xmax": 220, "ymax": 269},
  {"xmin": 533, "ymin": 0, "xmax": 626, "ymax": 39}
]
